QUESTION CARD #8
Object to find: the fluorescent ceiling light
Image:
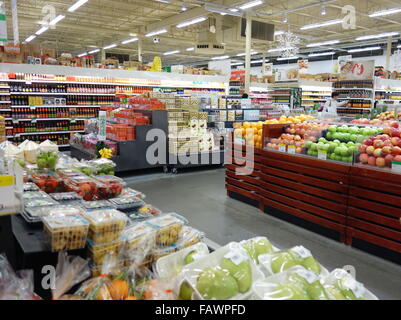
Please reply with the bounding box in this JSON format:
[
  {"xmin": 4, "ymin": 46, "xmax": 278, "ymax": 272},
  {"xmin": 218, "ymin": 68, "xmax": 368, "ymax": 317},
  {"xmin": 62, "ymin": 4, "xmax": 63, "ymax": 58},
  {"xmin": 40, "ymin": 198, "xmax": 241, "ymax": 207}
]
[
  {"xmin": 308, "ymin": 51, "xmax": 336, "ymax": 57},
  {"xmin": 277, "ymin": 56, "xmax": 299, "ymax": 61},
  {"xmin": 236, "ymin": 51, "xmax": 258, "ymax": 56},
  {"xmin": 78, "ymin": 52, "xmax": 87, "ymax": 57},
  {"xmin": 356, "ymin": 32, "xmax": 399, "ymax": 41},
  {"xmin": 103, "ymin": 44, "xmax": 117, "ymax": 50},
  {"xmin": 274, "ymin": 31, "xmax": 285, "ymax": 36},
  {"xmin": 306, "ymin": 40, "xmax": 340, "ymax": 47},
  {"xmin": 164, "ymin": 50, "xmax": 180, "ymax": 55},
  {"xmin": 25, "ymin": 35, "xmax": 36, "ymax": 43},
  {"xmin": 176, "ymin": 17, "xmax": 207, "ymax": 28},
  {"xmin": 369, "ymin": 8, "xmax": 401, "ymax": 17},
  {"xmin": 122, "ymin": 37, "xmax": 138, "ymax": 44},
  {"xmin": 145, "ymin": 29, "xmax": 167, "ymax": 37},
  {"xmin": 347, "ymin": 46, "xmax": 381, "ymax": 53},
  {"xmin": 300, "ymin": 19, "xmax": 342, "ymax": 30},
  {"xmin": 231, "ymin": 62, "xmax": 244, "ymax": 66},
  {"xmin": 212, "ymin": 55, "xmax": 230, "ymax": 60},
  {"xmin": 88, "ymin": 49, "xmax": 100, "ymax": 54},
  {"xmin": 35, "ymin": 26, "xmax": 48, "ymax": 35},
  {"xmin": 239, "ymin": 0, "xmax": 263, "ymax": 10},
  {"xmin": 49, "ymin": 15, "xmax": 65, "ymax": 26},
  {"xmin": 251, "ymin": 59, "xmax": 268, "ymax": 64},
  {"xmin": 155, "ymin": 0, "xmax": 171, "ymax": 3},
  {"xmin": 268, "ymin": 47, "xmax": 294, "ymax": 53},
  {"xmin": 230, "ymin": 8, "xmax": 239, "ymax": 12},
  {"xmin": 398, "ymin": 45, "xmax": 401, "ymax": 48},
  {"xmin": 205, "ymin": 6, "xmax": 243, "ymax": 17},
  {"xmin": 186, "ymin": 47, "xmax": 195, "ymax": 51},
  {"xmin": 68, "ymin": 0, "xmax": 89, "ymax": 12}
]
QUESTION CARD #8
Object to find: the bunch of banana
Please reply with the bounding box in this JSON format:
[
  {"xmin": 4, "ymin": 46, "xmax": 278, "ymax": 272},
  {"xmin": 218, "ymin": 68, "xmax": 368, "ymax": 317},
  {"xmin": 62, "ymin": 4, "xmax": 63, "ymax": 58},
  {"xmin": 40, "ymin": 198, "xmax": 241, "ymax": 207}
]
[{"xmin": 99, "ymin": 148, "xmax": 113, "ymax": 159}]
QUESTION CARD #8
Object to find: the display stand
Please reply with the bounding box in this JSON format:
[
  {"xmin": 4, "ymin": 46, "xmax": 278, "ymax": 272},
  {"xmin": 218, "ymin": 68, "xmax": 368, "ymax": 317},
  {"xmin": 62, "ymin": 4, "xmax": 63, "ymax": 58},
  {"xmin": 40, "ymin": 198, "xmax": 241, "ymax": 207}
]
[{"xmin": 0, "ymin": 215, "xmax": 16, "ymax": 269}]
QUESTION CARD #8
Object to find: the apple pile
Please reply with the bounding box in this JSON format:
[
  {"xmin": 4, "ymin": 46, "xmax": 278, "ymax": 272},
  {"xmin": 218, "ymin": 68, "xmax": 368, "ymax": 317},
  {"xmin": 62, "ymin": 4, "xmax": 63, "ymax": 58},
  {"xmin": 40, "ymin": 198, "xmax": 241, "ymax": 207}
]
[
  {"xmin": 359, "ymin": 134, "xmax": 401, "ymax": 168},
  {"xmin": 375, "ymin": 111, "xmax": 401, "ymax": 121},
  {"xmin": 305, "ymin": 138, "xmax": 359, "ymax": 163},
  {"xmin": 326, "ymin": 125, "xmax": 382, "ymax": 143},
  {"xmin": 351, "ymin": 118, "xmax": 399, "ymax": 128},
  {"xmin": 284, "ymin": 122, "xmax": 329, "ymax": 142},
  {"xmin": 267, "ymin": 133, "xmax": 304, "ymax": 153}
]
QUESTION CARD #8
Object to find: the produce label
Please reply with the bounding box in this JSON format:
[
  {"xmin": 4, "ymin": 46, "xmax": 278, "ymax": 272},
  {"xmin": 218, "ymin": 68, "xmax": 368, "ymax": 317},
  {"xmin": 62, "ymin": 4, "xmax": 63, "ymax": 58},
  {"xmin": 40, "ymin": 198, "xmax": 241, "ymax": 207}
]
[
  {"xmin": 295, "ymin": 269, "xmax": 319, "ymax": 284},
  {"xmin": 224, "ymin": 250, "xmax": 248, "ymax": 266},
  {"xmin": 318, "ymin": 150, "xmax": 327, "ymax": 160},
  {"xmin": 291, "ymin": 246, "xmax": 312, "ymax": 259},
  {"xmin": 392, "ymin": 161, "xmax": 401, "ymax": 174},
  {"xmin": 287, "ymin": 145, "xmax": 296, "ymax": 154},
  {"xmin": 278, "ymin": 144, "xmax": 286, "ymax": 152}
]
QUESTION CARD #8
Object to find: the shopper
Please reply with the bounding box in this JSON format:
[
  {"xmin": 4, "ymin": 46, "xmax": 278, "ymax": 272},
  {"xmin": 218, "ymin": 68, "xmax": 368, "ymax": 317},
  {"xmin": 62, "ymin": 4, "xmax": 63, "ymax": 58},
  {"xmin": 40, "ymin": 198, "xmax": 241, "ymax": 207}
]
[{"xmin": 321, "ymin": 92, "xmax": 348, "ymax": 116}]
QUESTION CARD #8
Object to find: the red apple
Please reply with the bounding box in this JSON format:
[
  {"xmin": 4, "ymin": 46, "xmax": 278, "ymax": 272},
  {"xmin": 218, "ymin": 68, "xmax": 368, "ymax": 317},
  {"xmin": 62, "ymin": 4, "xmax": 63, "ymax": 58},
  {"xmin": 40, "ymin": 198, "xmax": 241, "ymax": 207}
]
[
  {"xmin": 380, "ymin": 134, "xmax": 390, "ymax": 141},
  {"xmin": 296, "ymin": 147, "xmax": 302, "ymax": 153},
  {"xmin": 383, "ymin": 127, "xmax": 392, "ymax": 135},
  {"xmin": 385, "ymin": 154, "xmax": 394, "ymax": 166},
  {"xmin": 394, "ymin": 155, "xmax": 401, "ymax": 162},
  {"xmin": 382, "ymin": 146, "xmax": 393, "ymax": 155},
  {"xmin": 391, "ymin": 137, "xmax": 400, "ymax": 146},
  {"xmin": 383, "ymin": 140, "xmax": 392, "ymax": 147},
  {"xmin": 391, "ymin": 121, "xmax": 400, "ymax": 129},
  {"xmin": 390, "ymin": 128, "xmax": 400, "ymax": 138},
  {"xmin": 392, "ymin": 146, "xmax": 401, "ymax": 156},
  {"xmin": 364, "ymin": 138, "xmax": 374, "ymax": 146},
  {"xmin": 373, "ymin": 148, "xmax": 383, "ymax": 157},
  {"xmin": 376, "ymin": 157, "xmax": 386, "ymax": 167},
  {"xmin": 368, "ymin": 156, "xmax": 377, "ymax": 166},
  {"xmin": 360, "ymin": 144, "xmax": 367, "ymax": 153},
  {"xmin": 374, "ymin": 140, "xmax": 384, "ymax": 149},
  {"xmin": 366, "ymin": 146, "xmax": 375, "ymax": 155},
  {"xmin": 359, "ymin": 153, "xmax": 369, "ymax": 164}
]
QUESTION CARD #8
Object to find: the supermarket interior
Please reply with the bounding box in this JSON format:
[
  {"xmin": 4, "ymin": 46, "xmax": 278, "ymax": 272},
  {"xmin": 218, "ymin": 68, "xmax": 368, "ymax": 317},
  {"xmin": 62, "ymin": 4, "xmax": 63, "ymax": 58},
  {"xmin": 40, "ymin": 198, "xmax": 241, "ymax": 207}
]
[{"xmin": 1, "ymin": 0, "xmax": 401, "ymax": 301}]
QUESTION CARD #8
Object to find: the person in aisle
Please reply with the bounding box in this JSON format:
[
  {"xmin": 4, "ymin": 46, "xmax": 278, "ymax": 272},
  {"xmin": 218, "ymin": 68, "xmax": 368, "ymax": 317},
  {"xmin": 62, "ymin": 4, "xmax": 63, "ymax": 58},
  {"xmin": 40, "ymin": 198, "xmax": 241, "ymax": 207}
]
[
  {"xmin": 321, "ymin": 92, "xmax": 348, "ymax": 116},
  {"xmin": 242, "ymin": 93, "xmax": 249, "ymax": 98}
]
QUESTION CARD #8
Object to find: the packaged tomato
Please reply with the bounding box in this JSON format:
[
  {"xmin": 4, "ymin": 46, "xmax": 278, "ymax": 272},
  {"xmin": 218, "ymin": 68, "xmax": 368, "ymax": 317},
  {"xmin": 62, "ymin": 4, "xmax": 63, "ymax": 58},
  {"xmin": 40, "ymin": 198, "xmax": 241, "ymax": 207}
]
[
  {"xmin": 31, "ymin": 171, "xmax": 65, "ymax": 194},
  {"xmin": 65, "ymin": 176, "xmax": 98, "ymax": 201},
  {"xmin": 93, "ymin": 175, "xmax": 125, "ymax": 200}
]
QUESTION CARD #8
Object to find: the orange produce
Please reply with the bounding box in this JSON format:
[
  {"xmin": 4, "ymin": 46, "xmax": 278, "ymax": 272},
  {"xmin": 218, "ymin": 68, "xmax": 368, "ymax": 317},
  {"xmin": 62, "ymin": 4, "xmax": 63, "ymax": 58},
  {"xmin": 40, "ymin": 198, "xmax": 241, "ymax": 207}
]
[{"xmin": 108, "ymin": 280, "xmax": 129, "ymax": 300}]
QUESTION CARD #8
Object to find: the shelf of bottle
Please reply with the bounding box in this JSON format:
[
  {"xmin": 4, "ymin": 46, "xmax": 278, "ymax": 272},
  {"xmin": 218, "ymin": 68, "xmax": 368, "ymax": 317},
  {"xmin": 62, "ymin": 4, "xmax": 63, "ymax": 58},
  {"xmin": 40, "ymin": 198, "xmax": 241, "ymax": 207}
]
[
  {"xmin": 337, "ymin": 97, "xmax": 373, "ymax": 100},
  {"xmin": 0, "ymin": 86, "xmax": 10, "ymax": 89},
  {"xmin": 337, "ymin": 107, "xmax": 372, "ymax": 110},
  {"xmin": 14, "ymin": 130, "xmax": 85, "ymax": 136},
  {"xmin": 0, "ymin": 101, "xmax": 11, "ymax": 104},
  {"xmin": 13, "ymin": 118, "xmax": 93, "ymax": 122},
  {"xmin": 10, "ymin": 92, "xmax": 116, "ymax": 96},
  {"xmin": 333, "ymin": 87, "xmax": 374, "ymax": 91},
  {"xmin": 0, "ymin": 93, "xmax": 10, "ymax": 96},
  {"xmin": 11, "ymin": 105, "xmax": 101, "ymax": 108},
  {"xmin": 302, "ymin": 99, "xmax": 327, "ymax": 101}
]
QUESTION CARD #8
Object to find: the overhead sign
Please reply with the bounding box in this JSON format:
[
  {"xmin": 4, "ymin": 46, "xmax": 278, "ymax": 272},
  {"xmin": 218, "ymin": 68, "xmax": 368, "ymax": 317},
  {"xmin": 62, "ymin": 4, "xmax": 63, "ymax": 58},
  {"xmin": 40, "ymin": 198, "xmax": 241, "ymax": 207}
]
[
  {"xmin": 0, "ymin": 5, "xmax": 7, "ymax": 42},
  {"xmin": 340, "ymin": 59, "xmax": 375, "ymax": 80}
]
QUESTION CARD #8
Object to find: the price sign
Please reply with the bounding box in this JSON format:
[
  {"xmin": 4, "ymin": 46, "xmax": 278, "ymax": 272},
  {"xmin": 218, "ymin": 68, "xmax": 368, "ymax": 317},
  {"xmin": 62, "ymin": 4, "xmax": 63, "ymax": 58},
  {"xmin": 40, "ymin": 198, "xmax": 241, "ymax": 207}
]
[
  {"xmin": 287, "ymin": 145, "xmax": 296, "ymax": 154},
  {"xmin": 0, "ymin": 175, "xmax": 17, "ymax": 216},
  {"xmin": 278, "ymin": 144, "xmax": 286, "ymax": 152},
  {"xmin": 98, "ymin": 111, "xmax": 107, "ymax": 141},
  {"xmin": 318, "ymin": 150, "xmax": 327, "ymax": 160},
  {"xmin": 392, "ymin": 161, "xmax": 401, "ymax": 173}
]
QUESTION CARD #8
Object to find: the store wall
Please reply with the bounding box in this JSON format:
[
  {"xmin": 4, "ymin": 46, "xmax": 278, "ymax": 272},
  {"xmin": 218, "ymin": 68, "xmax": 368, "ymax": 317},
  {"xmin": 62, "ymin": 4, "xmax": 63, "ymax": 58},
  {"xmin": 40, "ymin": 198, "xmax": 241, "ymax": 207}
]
[{"xmin": 247, "ymin": 50, "xmax": 394, "ymax": 76}]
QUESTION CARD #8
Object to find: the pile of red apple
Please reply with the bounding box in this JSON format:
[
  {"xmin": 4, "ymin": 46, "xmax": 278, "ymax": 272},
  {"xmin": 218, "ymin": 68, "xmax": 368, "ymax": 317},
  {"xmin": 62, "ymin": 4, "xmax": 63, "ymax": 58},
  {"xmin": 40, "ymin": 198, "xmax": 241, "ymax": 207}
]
[
  {"xmin": 267, "ymin": 133, "xmax": 304, "ymax": 153},
  {"xmin": 284, "ymin": 122, "xmax": 329, "ymax": 142},
  {"xmin": 351, "ymin": 118, "xmax": 400, "ymax": 128},
  {"xmin": 359, "ymin": 134, "xmax": 401, "ymax": 168}
]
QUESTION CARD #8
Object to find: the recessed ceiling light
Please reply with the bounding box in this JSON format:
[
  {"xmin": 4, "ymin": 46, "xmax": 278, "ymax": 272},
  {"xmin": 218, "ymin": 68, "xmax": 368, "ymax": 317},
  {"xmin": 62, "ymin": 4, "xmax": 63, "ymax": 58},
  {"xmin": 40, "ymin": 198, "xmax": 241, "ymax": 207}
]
[
  {"xmin": 35, "ymin": 26, "xmax": 48, "ymax": 35},
  {"xmin": 186, "ymin": 47, "xmax": 195, "ymax": 51},
  {"xmin": 268, "ymin": 47, "xmax": 294, "ymax": 52},
  {"xmin": 49, "ymin": 15, "xmax": 65, "ymax": 26},
  {"xmin": 25, "ymin": 35, "xmax": 36, "ymax": 43},
  {"xmin": 276, "ymin": 56, "xmax": 299, "ymax": 61},
  {"xmin": 88, "ymin": 49, "xmax": 100, "ymax": 54},
  {"xmin": 78, "ymin": 52, "xmax": 87, "ymax": 57}
]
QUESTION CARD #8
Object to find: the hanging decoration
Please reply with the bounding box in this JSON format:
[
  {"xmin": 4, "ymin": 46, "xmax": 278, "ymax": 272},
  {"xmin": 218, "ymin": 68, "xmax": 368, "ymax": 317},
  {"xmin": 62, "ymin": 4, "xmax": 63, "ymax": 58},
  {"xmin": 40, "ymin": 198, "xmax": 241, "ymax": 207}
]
[{"xmin": 276, "ymin": 31, "xmax": 300, "ymax": 58}]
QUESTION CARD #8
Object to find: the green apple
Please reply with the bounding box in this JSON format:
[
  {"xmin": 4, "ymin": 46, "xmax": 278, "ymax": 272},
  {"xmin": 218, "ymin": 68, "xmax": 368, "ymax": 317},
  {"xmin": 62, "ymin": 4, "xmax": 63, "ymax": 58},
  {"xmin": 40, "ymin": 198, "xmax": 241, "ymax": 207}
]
[
  {"xmin": 196, "ymin": 267, "xmax": 239, "ymax": 299},
  {"xmin": 328, "ymin": 125, "xmax": 337, "ymax": 133}
]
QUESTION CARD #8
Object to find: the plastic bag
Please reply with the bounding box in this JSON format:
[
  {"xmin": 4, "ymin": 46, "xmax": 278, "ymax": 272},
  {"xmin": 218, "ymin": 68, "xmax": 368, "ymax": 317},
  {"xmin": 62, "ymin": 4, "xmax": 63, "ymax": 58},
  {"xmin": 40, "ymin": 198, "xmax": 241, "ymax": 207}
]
[
  {"xmin": 39, "ymin": 140, "xmax": 59, "ymax": 153},
  {"xmin": 0, "ymin": 141, "xmax": 24, "ymax": 160},
  {"xmin": 52, "ymin": 251, "xmax": 91, "ymax": 300},
  {"xmin": 135, "ymin": 278, "xmax": 176, "ymax": 300},
  {"xmin": 0, "ymin": 254, "xmax": 40, "ymax": 300},
  {"xmin": 239, "ymin": 237, "xmax": 278, "ymax": 265},
  {"xmin": 22, "ymin": 140, "xmax": 40, "ymax": 164}
]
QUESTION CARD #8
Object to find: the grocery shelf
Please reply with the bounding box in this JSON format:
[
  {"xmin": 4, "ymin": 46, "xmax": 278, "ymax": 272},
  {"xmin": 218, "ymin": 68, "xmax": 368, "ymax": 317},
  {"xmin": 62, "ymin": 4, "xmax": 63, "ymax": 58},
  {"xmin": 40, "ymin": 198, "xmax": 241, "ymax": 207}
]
[
  {"xmin": 0, "ymin": 109, "xmax": 11, "ymax": 111},
  {"xmin": 11, "ymin": 105, "xmax": 101, "ymax": 108},
  {"xmin": 334, "ymin": 87, "xmax": 374, "ymax": 91},
  {"xmin": 302, "ymin": 98, "xmax": 327, "ymax": 101},
  {"xmin": 337, "ymin": 97, "xmax": 373, "ymax": 100},
  {"xmin": 14, "ymin": 130, "xmax": 85, "ymax": 136},
  {"xmin": 0, "ymin": 93, "xmax": 10, "ymax": 95},
  {"xmin": 0, "ymin": 101, "xmax": 11, "ymax": 103},
  {"xmin": 13, "ymin": 117, "xmax": 91, "ymax": 122},
  {"xmin": 10, "ymin": 92, "xmax": 115, "ymax": 96}
]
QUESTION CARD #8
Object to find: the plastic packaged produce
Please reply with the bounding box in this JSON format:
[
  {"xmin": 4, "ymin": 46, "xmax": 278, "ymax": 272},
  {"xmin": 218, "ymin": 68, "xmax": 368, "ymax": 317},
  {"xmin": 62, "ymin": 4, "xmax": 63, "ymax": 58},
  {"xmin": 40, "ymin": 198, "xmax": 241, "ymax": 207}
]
[
  {"xmin": 24, "ymin": 197, "xmax": 59, "ymax": 208},
  {"xmin": 23, "ymin": 182, "xmax": 39, "ymax": 192},
  {"xmin": 73, "ymin": 161, "xmax": 96, "ymax": 176},
  {"xmin": 109, "ymin": 196, "xmax": 146, "ymax": 211},
  {"xmin": 23, "ymin": 190, "xmax": 50, "ymax": 200},
  {"xmin": 52, "ymin": 252, "xmax": 91, "ymax": 300},
  {"xmin": 88, "ymin": 239, "xmax": 124, "ymax": 266},
  {"xmin": 136, "ymin": 278, "xmax": 176, "ymax": 300},
  {"xmin": 258, "ymin": 246, "xmax": 328, "ymax": 276},
  {"xmin": 25, "ymin": 205, "xmax": 85, "ymax": 221},
  {"xmin": 155, "ymin": 242, "xmax": 210, "ymax": 279},
  {"xmin": 121, "ymin": 223, "xmax": 156, "ymax": 253},
  {"xmin": 64, "ymin": 176, "xmax": 98, "ymax": 201},
  {"xmin": 39, "ymin": 140, "xmax": 59, "ymax": 153},
  {"xmin": 89, "ymin": 158, "xmax": 116, "ymax": 175},
  {"xmin": 43, "ymin": 214, "xmax": 89, "ymax": 252},
  {"xmin": 175, "ymin": 226, "xmax": 205, "ymax": 249},
  {"xmin": 322, "ymin": 268, "xmax": 378, "ymax": 300},
  {"xmin": 1, "ymin": 141, "xmax": 24, "ymax": 159},
  {"xmin": 93, "ymin": 175, "xmax": 125, "ymax": 199},
  {"xmin": 137, "ymin": 205, "xmax": 161, "ymax": 216},
  {"xmin": 240, "ymin": 237, "xmax": 277, "ymax": 265},
  {"xmin": 36, "ymin": 151, "xmax": 58, "ymax": 170},
  {"xmin": 252, "ymin": 266, "xmax": 329, "ymax": 300},
  {"xmin": 50, "ymin": 192, "xmax": 83, "ymax": 202},
  {"xmin": 83, "ymin": 209, "xmax": 128, "ymax": 243},
  {"xmin": 119, "ymin": 187, "xmax": 146, "ymax": 199},
  {"xmin": 179, "ymin": 242, "xmax": 264, "ymax": 300},
  {"xmin": 31, "ymin": 171, "xmax": 65, "ymax": 193},
  {"xmin": 21, "ymin": 140, "xmax": 39, "ymax": 164},
  {"xmin": 56, "ymin": 168, "xmax": 83, "ymax": 179},
  {"xmin": 81, "ymin": 200, "xmax": 114, "ymax": 211},
  {"xmin": 144, "ymin": 213, "xmax": 188, "ymax": 246},
  {"xmin": 0, "ymin": 254, "xmax": 40, "ymax": 300}
]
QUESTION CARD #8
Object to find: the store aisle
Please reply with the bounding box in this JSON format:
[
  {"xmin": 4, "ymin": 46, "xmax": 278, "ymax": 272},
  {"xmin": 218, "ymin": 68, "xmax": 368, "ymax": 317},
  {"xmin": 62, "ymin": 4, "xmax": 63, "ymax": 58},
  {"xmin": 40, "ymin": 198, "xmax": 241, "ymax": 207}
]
[{"xmin": 126, "ymin": 168, "xmax": 401, "ymax": 300}]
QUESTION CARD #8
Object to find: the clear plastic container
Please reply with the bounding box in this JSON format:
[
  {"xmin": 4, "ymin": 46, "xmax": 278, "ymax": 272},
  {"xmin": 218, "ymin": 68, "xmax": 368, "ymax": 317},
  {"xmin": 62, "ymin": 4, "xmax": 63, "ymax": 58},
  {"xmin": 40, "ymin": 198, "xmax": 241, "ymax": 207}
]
[
  {"xmin": 121, "ymin": 223, "xmax": 156, "ymax": 250},
  {"xmin": 31, "ymin": 171, "xmax": 65, "ymax": 194},
  {"xmin": 93, "ymin": 175, "xmax": 125, "ymax": 200},
  {"xmin": 109, "ymin": 196, "xmax": 146, "ymax": 211},
  {"xmin": 87, "ymin": 239, "xmax": 124, "ymax": 265},
  {"xmin": 23, "ymin": 191, "xmax": 50, "ymax": 200},
  {"xmin": 24, "ymin": 198, "xmax": 59, "ymax": 208},
  {"xmin": 144, "ymin": 213, "xmax": 187, "ymax": 246},
  {"xmin": 175, "ymin": 226, "xmax": 205, "ymax": 250},
  {"xmin": 25, "ymin": 205, "xmax": 84, "ymax": 219},
  {"xmin": 89, "ymin": 158, "xmax": 116, "ymax": 176},
  {"xmin": 64, "ymin": 176, "xmax": 98, "ymax": 201},
  {"xmin": 119, "ymin": 187, "xmax": 145, "ymax": 199},
  {"xmin": 81, "ymin": 200, "xmax": 115, "ymax": 211},
  {"xmin": 43, "ymin": 215, "xmax": 89, "ymax": 252},
  {"xmin": 56, "ymin": 168, "xmax": 83, "ymax": 179},
  {"xmin": 152, "ymin": 243, "xmax": 181, "ymax": 263},
  {"xmin": 83, "ymin": 209, "xmax": 128, "ymax": 244},
  {"xmin": 137, "ymin": 205, "xmax": 161, "ymax": 216},
  {"xmin": 50, "ymin": 192, "xmax": 83, "ymax": 202},
  {"xmin": 23, "ymin": 182, "xmax": 39, "ymax": 192}
]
